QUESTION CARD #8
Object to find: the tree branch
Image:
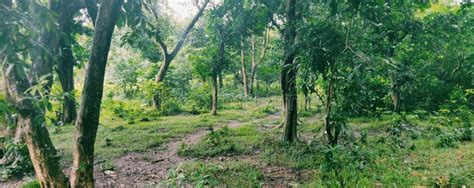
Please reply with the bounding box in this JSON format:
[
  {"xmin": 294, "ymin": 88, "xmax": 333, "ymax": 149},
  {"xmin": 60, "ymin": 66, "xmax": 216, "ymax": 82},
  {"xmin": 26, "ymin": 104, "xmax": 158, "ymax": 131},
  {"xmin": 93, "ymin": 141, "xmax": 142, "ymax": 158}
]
[
  {"xmin": 83, "ymin": 0, "xmax": 98, "ymax": 26},
  {"xmin": 256, "ymin": 29, "xmax": 269, "ymax": 67},
  {"xmin": 169, "ymin": 0, "xmax": 210, "ymax": 59}
]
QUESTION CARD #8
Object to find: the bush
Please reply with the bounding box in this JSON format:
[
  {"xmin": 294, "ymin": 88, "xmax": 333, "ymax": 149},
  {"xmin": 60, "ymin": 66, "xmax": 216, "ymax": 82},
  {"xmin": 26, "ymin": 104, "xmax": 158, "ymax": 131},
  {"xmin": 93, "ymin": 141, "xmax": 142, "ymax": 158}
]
[
  {"xmin": 0, "ymin": 141, "xmax": 34, "ymax": 181},
  {"xmin": 178, "ymin": 127, "xmax": 238, "ymax": 157},
  {"xmin": 457, "ymin": 127, "xmax": 473, "ymax": 141},
  {"xmin": 436, "ymin": 132, "xmax": 458, "ymax": 148},
  {"xmin": 186, "ymin": 82, "xmax": 211, "ymax": 112}
]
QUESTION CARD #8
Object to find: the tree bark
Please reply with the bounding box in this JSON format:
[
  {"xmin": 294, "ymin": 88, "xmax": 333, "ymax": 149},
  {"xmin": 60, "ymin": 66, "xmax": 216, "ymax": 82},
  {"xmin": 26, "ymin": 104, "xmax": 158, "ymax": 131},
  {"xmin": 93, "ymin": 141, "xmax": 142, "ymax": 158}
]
[
  {"xmin": 218, "ymin": 71, "xmax": 223, "ymax": 89},
  {"xmin": 70, "ymin": 0, "xmax": 123, "ymax": 187},
  {"xmin": 324, "ymin": 77, "xmax": 336, "ymax": 146},
  {"xmin": 240, "ymin": 35, "xmax": 248, "ymax": 97},
  {"xmin": 211, "ymin": 73, "xmax": 218, "ymax": 115},
  {"xmin": 249, "ymin": 36, "xmax": 256, "ymax": 97},
  {"xmin": 56, "ymin": 2, "xmax": 80, "ymax": 124},
  {"xmin": 241, "ymin": 35, "xmax": 249, "ymax": 97},
  {"xmin": 282, "ymin": 0, "xmax": 298, "ymax": 142},
  {"xmin": 390, "ymin": 75, "xmax": 401, "ymax": 113},
  {"xmin": 2, "ymin": 51, "xmax": 68, "ymax": 188},
  {"xmin": 211, "ymin": 29, "xmax": 226, "ymax": 115},
  {"xmin": 57, "ymin": 42, "xmax": 77, "ymax": 124},
  {"xmin": 83, "ymin": 0, "xmax": 98, "ymax": 26}
]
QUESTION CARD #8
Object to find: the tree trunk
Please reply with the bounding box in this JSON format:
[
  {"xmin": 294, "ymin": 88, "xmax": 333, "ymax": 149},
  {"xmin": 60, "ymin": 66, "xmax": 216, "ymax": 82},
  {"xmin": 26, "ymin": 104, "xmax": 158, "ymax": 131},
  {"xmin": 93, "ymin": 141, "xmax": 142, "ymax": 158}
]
[
  {"xmin": 55, "ymin": 2, "xmax": 80, "ymax": 124},
  {"xmin": 218, "ymin": 71, "xmax": 223, "ymax": 89},
  {"xmin": 241, "ymin": 35, "xmax": 249, "ymax": 97},
  {"xmin": 249, "ymin": 35, "xmax": 257, "ymax": 97},
  {"xmin": 57, "ymin": 33, "xmax": 77, "ymax": 124},
  {"xmin": 390, "ymin": 76, "xmax": 401, "ymax": 113},
  {"xmin": 153, "ymin": 57, "xmax": 170, "ymax": 110},
  {"xmin": 282, "ymin": 0, "xmax": 298, "ymax": 142},
  {"xmin": 211, "ymin": 28, "xmax": 225, "ymax": 116},
  {"xmin": 2, "ymin": 54, "xmax": 68, "ymax": 188},
  {"xmin": 324, "ymin": 77, "xmax": 336, "ymax": 146},
  {"xmin": 304, "ymin": 94, "xmax": 310, "ymax": 111},
  {"xmin": 19, "ymin": 113, "xmax": 69, "ymax": 187},
  {"xmin": 211, "ymin": 73, "xmax": 218, "ymax": 115},
  {"xmin": 71, "ymin": 0, "xmax": 123, "ymax": 187},
  {"xmin": 152, "ymin": 0, "xmax": 210, "ymax": 109},
  {"xmin": 250, "ymin": 31, "xmax": 269, "ymax": 97}
]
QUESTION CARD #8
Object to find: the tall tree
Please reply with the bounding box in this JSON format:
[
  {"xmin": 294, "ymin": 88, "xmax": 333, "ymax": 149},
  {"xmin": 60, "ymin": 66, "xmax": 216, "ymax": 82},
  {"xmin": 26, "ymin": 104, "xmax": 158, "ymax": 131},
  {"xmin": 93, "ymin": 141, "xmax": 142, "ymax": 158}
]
[
  {"xmin": 123, "ymin": 0, "xmax": 210, "ymax": 109},
  {"xmin": 0, "ymin": 0, "xmax": 68, "ymax": 186},
  {"xmin": 70, "ymin": 0, "xmax": 123, "ymax": 186},
  {"xmin": 281, "ymin": 0, "xmax": 298, "ymax": 142},
  {"xmin": 249, "ymin": 30, "xmax": 269, "ymax": 97}
]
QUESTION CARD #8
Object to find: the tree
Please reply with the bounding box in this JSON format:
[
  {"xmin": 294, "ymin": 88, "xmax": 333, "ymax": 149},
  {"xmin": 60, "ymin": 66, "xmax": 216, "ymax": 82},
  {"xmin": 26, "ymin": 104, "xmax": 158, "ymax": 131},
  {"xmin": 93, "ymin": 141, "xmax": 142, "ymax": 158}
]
[
  {"xmin": 281, "ymin": 0, "xmax": 298, "ymax": 142},
  {"xmin": 1, "ymin": 1, "xmax": 69, "ymax": 186},
  {"xmin": 54, "ymin": 1, "xmax": 85, "ymax": 124},
  {"xmin": 123, "ymin": 0, "xmax": 211, "ymax": 109},
  {"xmin": 1, "ymin": 0, "xmax": 123, "ymax": 186},
  {"xmin": 359, "ymin": 1, "xmax": 429, "ymax": 113},
  {"xmin": 71, "ymin": 0, "xmax": 124, "ymax": 186},
  {"xmin": 249, "ymin": 30, "xmax": 270, "ymax": 97},
  {"xmin": 190, "ymin": 5, "xmax": 230, "ymax": 115}
]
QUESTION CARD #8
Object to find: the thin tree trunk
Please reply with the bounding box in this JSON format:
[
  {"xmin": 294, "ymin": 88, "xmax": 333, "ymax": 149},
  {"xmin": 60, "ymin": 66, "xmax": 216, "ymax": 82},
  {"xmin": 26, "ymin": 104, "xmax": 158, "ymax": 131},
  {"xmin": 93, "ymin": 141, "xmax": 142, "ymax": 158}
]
[
  {"xmin": 152, "ymin": 0, "xmax": 210, "ymax": 110},
  {"xmin": 57, "ymin": 18, "xmax": 77, "ymax": 123},
  {"xmin": 57, "ymin": 43, "xmax": 77, "ymax": 124},
  {"xmin": 211, "ymin": 73, "xmax": 218, "ymax": 115},
  {"xmin": 304, "ymin": 94, "xmax": 309, "ymax": 111},
  {"xmin": 153, "ymin": 56, "xmax": 170, "ymax": 109},
  {"xmin": 249, "ymin": 30, "xmax": 269, "ymax": 97},
  {"xmin": 390, "ymin": 76, "xmax": 401, "ymax": 113},
  {"xmin": 211, "ymin": 28, "xmax": 225, "ymax": 115},
  {"xmin": 282, "ymin": 0, "xmax": 298, "ymax": 142},
  {"xmin": 71, "ymin": 0, "xmax": 123, "ymax": 186},
  {"xmin": 249, "ymin": 35, "xmax": 256, "ymax": 97},
  {"xmin": 218, "ymin": 71, "xmax": 223, "ymax": 89},
  {"xmin": 55, "ymin": 2, "xmax": 82, "ymax": 124},
  {"xmin": 1, "ymin": 1, "xmax": 70, "ymax": 186},
  {"xmin": 241, "ymin": 35, "xmax": 249, "ymax": 97},
  {"xmin": 324, "ymin": 77, "xmax": 335, "ymax": 146}
]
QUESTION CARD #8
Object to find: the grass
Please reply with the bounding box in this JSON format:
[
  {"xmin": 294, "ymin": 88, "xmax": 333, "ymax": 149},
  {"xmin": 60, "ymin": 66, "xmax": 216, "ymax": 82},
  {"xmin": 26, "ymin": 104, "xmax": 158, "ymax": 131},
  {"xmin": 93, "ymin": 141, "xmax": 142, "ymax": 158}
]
[
  {"xmin": 15, "ymin": 95, "xmax": 474, "ymax": 187},
  {"xmin": 164, "ymin": 161, "xmax": 264, "ymax": 187},
  {"xmin": 48, "ymin": 96, "xmax": 281, "ymax": 167}
]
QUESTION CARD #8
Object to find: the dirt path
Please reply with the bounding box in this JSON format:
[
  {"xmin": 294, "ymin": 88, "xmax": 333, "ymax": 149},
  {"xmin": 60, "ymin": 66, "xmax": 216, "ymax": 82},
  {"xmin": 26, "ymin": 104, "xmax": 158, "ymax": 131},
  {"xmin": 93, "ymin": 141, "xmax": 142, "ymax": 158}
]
[{"xmin": 94, "ymin": 120, "xmax": 248, "ymax": 187}]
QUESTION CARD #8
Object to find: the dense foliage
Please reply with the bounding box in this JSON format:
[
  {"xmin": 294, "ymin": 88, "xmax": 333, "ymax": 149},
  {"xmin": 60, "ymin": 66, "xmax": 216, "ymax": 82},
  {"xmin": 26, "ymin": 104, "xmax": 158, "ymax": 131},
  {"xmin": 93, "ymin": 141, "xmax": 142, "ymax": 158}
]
[{"xmin": 0, "ymin": 0, "xmax": 472, "ymax": 187}]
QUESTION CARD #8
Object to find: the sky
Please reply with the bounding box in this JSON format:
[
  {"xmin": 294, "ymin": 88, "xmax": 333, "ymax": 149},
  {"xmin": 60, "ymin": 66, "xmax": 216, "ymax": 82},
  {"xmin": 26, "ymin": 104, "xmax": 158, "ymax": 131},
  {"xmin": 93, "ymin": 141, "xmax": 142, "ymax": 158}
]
[{"xmin": 164, "ymin": 0, "xmax": 200, "ymax": 20}]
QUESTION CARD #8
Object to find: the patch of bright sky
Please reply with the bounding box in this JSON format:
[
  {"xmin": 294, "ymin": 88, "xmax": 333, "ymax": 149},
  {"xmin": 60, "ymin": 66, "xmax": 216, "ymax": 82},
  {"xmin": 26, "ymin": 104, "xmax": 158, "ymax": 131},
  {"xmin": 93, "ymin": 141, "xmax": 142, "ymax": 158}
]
[{"xmin": 166, "ymin": 0, "xmax": 199, "ymax": 20}]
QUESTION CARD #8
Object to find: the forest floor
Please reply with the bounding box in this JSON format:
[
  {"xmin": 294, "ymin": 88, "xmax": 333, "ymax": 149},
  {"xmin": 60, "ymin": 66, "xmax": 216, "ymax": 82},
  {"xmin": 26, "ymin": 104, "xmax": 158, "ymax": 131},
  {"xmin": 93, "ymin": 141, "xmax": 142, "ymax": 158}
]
[{"xmin": 1, "ymin": 96, "xmax": 473, "ymax": 187}]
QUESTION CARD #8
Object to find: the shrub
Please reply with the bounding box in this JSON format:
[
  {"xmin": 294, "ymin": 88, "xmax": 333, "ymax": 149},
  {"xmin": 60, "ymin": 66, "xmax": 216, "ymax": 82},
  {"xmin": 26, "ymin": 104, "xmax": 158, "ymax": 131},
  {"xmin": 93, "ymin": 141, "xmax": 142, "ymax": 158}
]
[
  {"xmin": 186, "ymin": 82, "xmax": 211, "ymax": 112},
  {"xmin": 436, "ymin": 132, "xmax": 458, "ymax": 148},
  {"xmin": 0, "ymin": 141, "xmax": 34, "ymax": 181},
  {"xmin": 178, "ymin": 127, "xmax": 238, "ymax": 157}
]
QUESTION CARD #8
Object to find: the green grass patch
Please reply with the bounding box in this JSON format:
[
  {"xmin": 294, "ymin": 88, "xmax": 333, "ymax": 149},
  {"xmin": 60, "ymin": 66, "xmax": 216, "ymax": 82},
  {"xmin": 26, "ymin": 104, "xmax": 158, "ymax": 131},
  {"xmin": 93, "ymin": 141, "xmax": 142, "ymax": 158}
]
[{"xmin": 164, "ymin": 161, "xmax": 264, "ymax": 187}]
